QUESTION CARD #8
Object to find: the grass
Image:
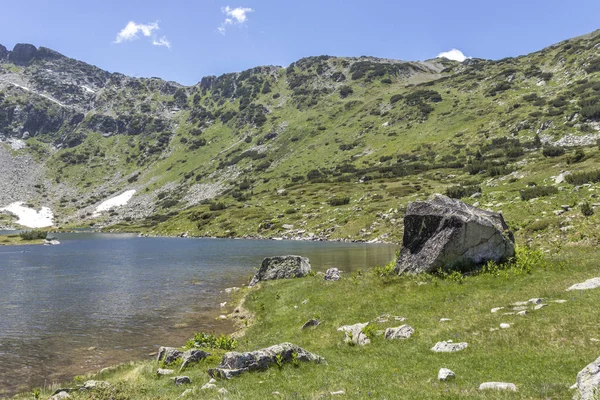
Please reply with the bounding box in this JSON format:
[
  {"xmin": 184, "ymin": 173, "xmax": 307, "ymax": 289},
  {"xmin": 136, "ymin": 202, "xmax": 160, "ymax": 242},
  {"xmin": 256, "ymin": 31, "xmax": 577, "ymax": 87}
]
[
  {"xmin": 19, "ymin": 246, "xmax": 600, "ymax": 399},
  {"xmin": 0, "ymin": 233, "xmax": 45, "ymax": 246}
]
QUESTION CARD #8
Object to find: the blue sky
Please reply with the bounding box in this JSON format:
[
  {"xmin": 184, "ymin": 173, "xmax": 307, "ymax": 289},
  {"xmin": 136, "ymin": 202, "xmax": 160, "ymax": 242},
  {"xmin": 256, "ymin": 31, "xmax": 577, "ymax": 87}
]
[{"xmin": 1, "ymin": 0, "xmax": 599, "ymax": 85}]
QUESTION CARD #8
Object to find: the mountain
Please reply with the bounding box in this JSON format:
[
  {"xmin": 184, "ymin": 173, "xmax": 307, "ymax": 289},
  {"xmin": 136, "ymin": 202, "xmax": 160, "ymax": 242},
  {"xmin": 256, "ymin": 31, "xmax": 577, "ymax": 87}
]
[{"xmin": 1, "ymin": 30, "xmax": 600, "ymax": 246}]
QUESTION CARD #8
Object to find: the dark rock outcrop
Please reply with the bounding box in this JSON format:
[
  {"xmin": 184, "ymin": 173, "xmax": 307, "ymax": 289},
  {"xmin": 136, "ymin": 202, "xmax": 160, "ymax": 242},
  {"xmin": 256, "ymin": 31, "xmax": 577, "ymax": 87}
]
[
  {"xmin": 396, "ymin": 194, "xmax": 515, "ymax": 274},
  {"xmin": 8, "ymin": 43, "xmax": 37, "ymax": 65},
  {"xmin": 249, "ymin": 255, "xmax": 311, "ymax": 286},
  {"xmin": 208, "ymin": 343, "xmax": 325, "ymax": 379}
]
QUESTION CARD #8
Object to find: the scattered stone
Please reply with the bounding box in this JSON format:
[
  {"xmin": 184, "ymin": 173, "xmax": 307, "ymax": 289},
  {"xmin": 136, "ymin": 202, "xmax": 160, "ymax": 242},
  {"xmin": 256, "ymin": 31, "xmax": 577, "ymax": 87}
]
[
  {"xmin": 249, "ymin": 255, "xmax": 312, "ymax": 286},
  {"xmin": 534, "ymin": 304, "xmax": 547, "ymax": 310},
  {"xmin": 201, "ymin": 383, "xmax": 217, "ymax": 390},
  {"xmin": 180, "ymin": 349, "xmax": 211, "ymax": 370},
  {"xmin": 553, "ymin": 299, "xmax": 568, "ymax": 303},
  {"xmin": 491, "ymin": 307, "xmax": 504, "ymax": 313},
  {"xmin": 517, "ymin": 311, "xmax": 528, "ymax": 316},
  {"xmin": 384, "ymin": 325, "xmax": 414, "ymax": 340},
  {"xmin": 528, "ymin": 298, "xmax": 544, "ymax": 304},
  {"xmin": 179, "ymin": 389, "xmax": 193, "ymax": 398},
  {"xmin": 218, "ymin": 388, "xmax": 229, "ymax": 395},
  {"xmin": 373, "ymin": 314, "xmax": 405, "ymax": 323},
  {"xmin": 512, "ymin": 301, "xmax": 528, "ymax": 306},
  {"xmin": 208, "ymin": 343, "xmax": 325, "ymax": 379},
  {"xmin": 395, "ymin": 195, "xmax": 515, "ymax": 274},
  {"xmin": 174, "ymin": 376, "xmax": 191, "ymax": 385},
  {"xmin": 438, "ymin": 368, "xmax": 456, "ymax": 381},
  {"xmin": 338, "ymin": 322, "xmax": 371, "ymax": 345},
  {"xmin": 157, "ymin": 346, "xmax": 183, "ymax": 364},
  {"xmin": 431, "ymin": 341, "xmax": 468, "ymax": 353},
  {"xmin": 568, "ymin": 278, "xmax": 600, "ymax": 291},
  {"xmin": 512, "ymin": 306, "xmax": 528, "ymax": 311},
  {"xmin": 80, "ymin": 381, "xmax": 111, "ymax": 391},
  {"xmin": 479, "ymin": 382, "xmax": 517, "ymax": 391},
  {"xmin": 574, "ymin": 356, "xmax": 600, "ymax": 400},
  {"xmin": 49, "ymin": 392, "xmax": 71, "ymax": 400},
  {"xmin": 330, "ymin": 390, "xmax": 346, "ymax": 396},
  {"xmin": 324, "ymin": 268, "xmax": 341, "ymax": 281},
  {"xmin": 209, "ymin": 378, "xmax": 217, "ymax": 384},
  {"xmin": 301, "ymin": 318, "xmax": 321, "ymax": 330},
  {"xmin": 500, "ymin": 323, "xmax": 511, "ymax": 329},
  {"xmin": 157, "ymin": 368, "xmax": 175, "ymax": 376},
  {"xmin": 440, "ymin": 318, "xmax": 451, "ymax": 322}
]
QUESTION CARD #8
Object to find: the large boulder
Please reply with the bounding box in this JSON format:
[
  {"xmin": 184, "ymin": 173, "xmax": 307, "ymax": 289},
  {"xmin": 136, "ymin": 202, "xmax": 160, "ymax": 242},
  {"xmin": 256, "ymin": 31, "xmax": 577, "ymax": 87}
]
[
  {"xmin": 395, "ymin": 194, "xmax": 515, "ymax": 274},
  {"xmin": 574, "ymin": 356, "xmax": 600, "ymax": 399},
  {"xmin": 208, "ymin": 343, "xmax": 324, "ymax": 379},
  {"xmin": 249, "ymin": 255, "xmax": 311, "ymax": 286}
]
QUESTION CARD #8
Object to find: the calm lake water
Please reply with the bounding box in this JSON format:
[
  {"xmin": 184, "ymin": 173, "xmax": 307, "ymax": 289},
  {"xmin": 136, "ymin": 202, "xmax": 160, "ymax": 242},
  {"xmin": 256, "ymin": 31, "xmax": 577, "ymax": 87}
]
[{"xmin": 0, "ymin": 233, "xmax": 397, "ymax": 396}]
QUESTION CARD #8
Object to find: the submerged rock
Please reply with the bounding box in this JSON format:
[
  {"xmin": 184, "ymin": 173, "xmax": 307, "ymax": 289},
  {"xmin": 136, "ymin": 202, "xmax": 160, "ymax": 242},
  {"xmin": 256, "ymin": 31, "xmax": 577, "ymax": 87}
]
[
  {"xmin": 49, "ymin": 392, "xmax": 71, "ymax": 400},
  {"xmin": 157, "ymin": 368, "xmax": 175, "ymax": 376},
  {"xmin": 208, "ymin": 342, "xmax": 324, "ymax": 379},
  {"xmin": 180, "ymin": 349, "xmax": 211, "ymax": 370},
  {"xmin": 249, "ymin": 255, "xmax": 312, "ymax": 286},
  {"xmin": 395, "ymin": 195, "xmax": 515, "ymax": 274},
  {"xmin": 173, "ymin": 376, "xmax": 191, "ymax": 385},
  {"xmin": 573, "ymin": 355, "xmax": 600, "ymax": 399},
  {"xmin": 80, "ymin": 380, "xmax": 111, "ymax": 391}
]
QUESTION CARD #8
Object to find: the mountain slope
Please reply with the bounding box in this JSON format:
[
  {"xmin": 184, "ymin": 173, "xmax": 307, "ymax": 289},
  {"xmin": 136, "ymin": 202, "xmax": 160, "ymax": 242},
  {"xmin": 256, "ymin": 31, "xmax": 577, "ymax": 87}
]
[{"xmin": 1, "ymin": 30, "xmax": 600, "ymax": 246}]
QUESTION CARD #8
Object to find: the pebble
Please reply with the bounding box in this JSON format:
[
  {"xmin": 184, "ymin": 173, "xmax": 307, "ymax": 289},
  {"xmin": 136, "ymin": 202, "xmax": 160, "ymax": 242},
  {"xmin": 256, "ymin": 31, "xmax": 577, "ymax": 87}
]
[
  {"xmin": 500, "ymin": 323, "xmax": 511, "ymax": 329},
  {"xmin": 438, "ymin": 368, "xmax": 456, "ymax": 381}
]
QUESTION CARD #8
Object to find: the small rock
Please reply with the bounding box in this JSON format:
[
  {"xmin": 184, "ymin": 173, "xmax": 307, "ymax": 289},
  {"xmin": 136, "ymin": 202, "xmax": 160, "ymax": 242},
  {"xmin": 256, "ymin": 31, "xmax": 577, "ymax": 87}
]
[
  {"xmin": 384, "ymin": 325, "xmax": 414, "ymax": 340},
  {"xmin": 157, "ymin": 346, "xmax": 183, "ymax": 364},
  {"xmin": 209, "ymin": 378, "xmax": 217, "ymax": 384},
  {"xmin": 338, "ymin": 322, "xmax": 371, "ymax": 345},
  {"xmin": 330, "ymin": 390, "xmax": 345, "ymax": 396},
  {"xmin": 568, "ymin": 278, "xmax": 600, "ymax": 291},
  {"xmin": 157, "ymin": 368, "xmax": 175, "ymax": 376},
  {"xmin": 500, "ymin": 323, "xmax": 511, "ymax": 329},
  {"xmin": 574, "ymin": 356, "xmax": 600, "ymax": 399},
  {"xmin": 49, "ymin": 392, "xmax": 71, "ymax": 400},
  {"xmin": 534, "ymin": 304, "xmax": 547, "ymax": 310},
  {"xmin": 301, "ymin": 299, "xmax": 308, "ymax": 304},
  {"xmin": 201, "ymin": 383, "xmax": 217, "ymax": 390},
  {"xmin": 491, "ymin": 307, "xmax": 504, "ymax": 313},
  {"xmin": 553, "ymin": 299, "xmax": 567, "ymax": 303},
  {"xmin": 80, "ymin": 381, "xmax": 111, "ymax": 391},
  {"xmin": 438, "ymin": 368, "xmax": 456, "ymax": 381},
  {"xmin": 220, "ymin": 302, "xmax": 227, "ymax": 307},
  {"xmin": 439, "ymin": 318, "xmax": 451, "ymax": 322},
  {"xmin": 479, "ymin": 382, "xmax": 517, "ymax": 391},
  {"xmin": 218, "ymin": 388, "xmax": 229, "ymax": 395},
  {"xmin": 180, "ymin": 349, "xmax": 210, "ymax": 370},
  {"xmin": 512, "ymin": 306, "xmax": 528, "ymax": 311},
  {"xmin": 324, "ymin": 268, "xmax": 341, "ymax": 281},
  {"xmin": 301, "ymin": 318, "xmax": 321, "ymax": 330},
  {"xmin": 431, "ymin": 341, "xmax": 468, "ymax": 353},
  {"xmin": 528, "ymin": 298, "xmax": 544, "ymax": 304},
  {"xmin": 174, "ymin": 376, "xmax": 191, "ymax": 385},
  {"xmin": 517, "ymin": 311, "xmax": 528, "ymax": 316}
]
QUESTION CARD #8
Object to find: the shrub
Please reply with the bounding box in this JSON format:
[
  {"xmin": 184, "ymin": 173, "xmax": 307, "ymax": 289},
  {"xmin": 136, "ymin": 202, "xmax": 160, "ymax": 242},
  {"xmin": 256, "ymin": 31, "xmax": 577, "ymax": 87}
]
[
  {"xmin": 339, "ymin": 86, "xmax": 354, "ymax": 98},
  {"xmin": 328, "ymin": 197, "xmax": 350, "ymax": 206},
  {"xmin": 581, "ymin": 201, "xmax": 594, "ymax": 217},
  {"xmin": 520, "ymin": 186, "xmax": 558, "ymax": 201},
  {"xmin": 209, "ymin": 202, "xmax": 227, "ymax": 211},
  {"xmin": 566, "ymin": 169, "xmax": 600, "ymax": 185},
  {"xmin": 542, "ymin": 145, "xmax": 565, "ymax": 157},
  {"xmin": 390, "ymin": 94, "xmax": 403, "ymax": 104},
  {"xmin": 567, "ymin": 149, "xmax": 585, "ymax": 164},
  {"xmin": 445, "ymin": 185, "xmax": 481, "ymax": 199},
  {"xmin": 20, "ymin": 230, "xmax": 47, "ymax": 240},
  {"xmin": 185, "ymin": 332, "xmax": 237, "ymax": 351}
]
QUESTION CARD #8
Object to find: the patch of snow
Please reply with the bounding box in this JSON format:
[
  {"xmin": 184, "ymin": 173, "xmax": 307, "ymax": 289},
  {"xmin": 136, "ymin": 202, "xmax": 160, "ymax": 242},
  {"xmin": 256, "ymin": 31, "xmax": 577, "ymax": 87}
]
[
  {"xmin": 0, "ymin": 202, "xmax": 54, "ymax": 228},
  {"xmin": 93, "ymin": 190, "xmax": 136, "ymax": 217},
  {"xmin": 81, "ymin": 85, "xmax": 96, "ymax": 94}
]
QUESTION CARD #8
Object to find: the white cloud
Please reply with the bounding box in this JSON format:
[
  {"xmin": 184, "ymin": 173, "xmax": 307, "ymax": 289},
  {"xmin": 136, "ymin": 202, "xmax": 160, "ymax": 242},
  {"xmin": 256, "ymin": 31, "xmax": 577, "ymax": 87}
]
[
  {"xmin": 437, "ymin": 48, "xmax": 470, "ymax": 62},
  {"xmin": 152, "ymin": 36, "xmax": 171, "ymax": 48},
  {"xmin": 114, "ymin": 21, "xmax": 171, "ymax": 49},
  {"xmin": 218, "ymin": 6, "xmax": 254, "ymax": 34}
]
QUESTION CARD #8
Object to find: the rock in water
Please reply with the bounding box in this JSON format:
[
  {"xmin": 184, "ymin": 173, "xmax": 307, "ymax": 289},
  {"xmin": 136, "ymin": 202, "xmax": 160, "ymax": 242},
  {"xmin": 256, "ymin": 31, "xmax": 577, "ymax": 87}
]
[
  {"xmin": 249, "ymin": 256, "xmax": 311, "ymax": 286},
  {"xmin": 384, "ymin": 325, "xmax": 414, "ymax": 340},
  {"xmin": 395, "ymin": 194, "xmax": 515, "ymax": 274},
  {"xmin": 208, "ymin": 342, "xmax": 325, "ymax": 379},
  {"xmin": 324, "ymin": 268, "xmax": 341, "ymax": 281},
  {"xmin": 574, "ymin": 356, "xmax": 600, "ymax": 399}
]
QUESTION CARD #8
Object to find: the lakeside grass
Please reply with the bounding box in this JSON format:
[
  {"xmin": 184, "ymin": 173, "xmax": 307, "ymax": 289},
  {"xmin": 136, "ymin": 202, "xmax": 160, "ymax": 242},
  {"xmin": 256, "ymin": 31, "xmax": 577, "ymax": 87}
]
[
  {"xmin": 18, "ymin": 246, "xmax": 600, "ymax": 399},
  {"xmin": 0, "ymin": 233, "xmax": 45, "ymax": 246}
]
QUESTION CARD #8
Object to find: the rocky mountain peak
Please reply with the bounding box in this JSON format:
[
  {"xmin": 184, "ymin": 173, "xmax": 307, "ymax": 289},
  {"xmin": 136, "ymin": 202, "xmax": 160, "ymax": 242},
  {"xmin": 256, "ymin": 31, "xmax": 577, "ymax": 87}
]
[
  {"xmin": 0, "ymin": 44, "xmax": 8, "ymax": 60},
  {"xmin": 8, "ymin": 43, "xmax": 37, "ymax": 65}
]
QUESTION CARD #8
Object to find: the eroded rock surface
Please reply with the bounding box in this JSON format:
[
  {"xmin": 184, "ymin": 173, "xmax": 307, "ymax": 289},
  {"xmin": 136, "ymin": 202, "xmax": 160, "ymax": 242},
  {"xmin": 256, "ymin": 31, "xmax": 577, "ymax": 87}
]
[
  {"xmin": 396, "ymin": 195, "xmax": 515, "ymax": 274},
  {"xmin": 324, "ymin": 268, "xmax": 341, "ymax": 281},
  {"xmin": 574, "ymin": 356, "xmax": 600, "ymax": 399},
  {"xmin": 384, "ymin": 325, "xmax": 414, "ymax": 340},
  {"xmin": 431, "ymin": 341, "xmax": 468, "ymax": 353},
  {"xmin": 338, "ymin": 322, "xmax": 371, "ymax": 345}
]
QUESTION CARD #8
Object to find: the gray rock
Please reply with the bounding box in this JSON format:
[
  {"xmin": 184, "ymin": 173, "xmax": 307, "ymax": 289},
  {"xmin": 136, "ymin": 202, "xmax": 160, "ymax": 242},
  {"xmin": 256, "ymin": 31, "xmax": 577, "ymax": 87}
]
[
  {"xmin": 528, "ymin": 298, "xmax": 544, "ymax": 304},
  {"xmin": 438, "ymin": 368, "xmax": 456, "ymax": 381},
  {"xmin": 479, "ymin": 382, "xmax": 517, "ymax": 391},
  {"xmin": 179, "ymin": 389, "xmax": 193, "ymax": 398},
  {"xmin": 80, "ymin": 380, "xmax": 111, "ymax": 391},
  {"xmin": 249, "ymin": 255, "xmax": 311, "ymax": 286},
  {"xmin": 301, "ymin": 318, "xmax": 321, "ymax": 329},
  {"xmin": 208, "ymin": 342, "xmax": 324, "ymax": 379},
  {"xmin": 395, "ymin": 195, "xmax": 515, "ymax": 274},
  {"xmin": 174, "ymin": 376, "xmax": 191, "ymax": 385},
  {"xmin": 180, "ymin": 349, "xmax": 211, "ymax": 370},
  {"xmin": 431, "ymin": 341, "xmax": 468, "ymax": 353},
  {"xmin": 384, "ymin": 325, "xmax": 414, "ymax": 340},
  {"xmin": 49, "ymin": 392, "xmax": 71, "ymax": 400},
  {"xmin": 338, "ymin": 322, "xmax": 371, "ymax": 345},
  {"xmin": 218, "ymin": 388, "xmax": 229, "ymax": 395},
  {"xmin": 201, "ymin": 383, "xmax": 217, "ymax": 390},
  {"xmin": 0, "ymin": 44, "xmax": 8, "ymax": 60},
  {"xmin": 8, "ymin": 43, "xmax": 37, "ymax": 65},
  {"xmin": 568, "ymin": 278, "xmax": 600, "ymax": 291},
  {"xmin": 157, "ymin": 346, "xmax": 183, "ymax": 364},
  {"xmin": 491, "ymin": 307, "xmax": 504, "ymax": 313},
  {"xmin": 330, "ymin": 390, "xmax": 346, "ymax": 395},
  {"xmin": 534, "ymin": 304, "xmax": 547, "ymax": 310},
  {"xmin": 573, "ymin": 355, "xmax": 600, "ymax": 399},
  {"xmin": 324, "ymin": 267, "xmax": 341, "ymax": 281},
  {"xmin": 157, "ymin": 368, "xmax": 175, "ymax": 376}
]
